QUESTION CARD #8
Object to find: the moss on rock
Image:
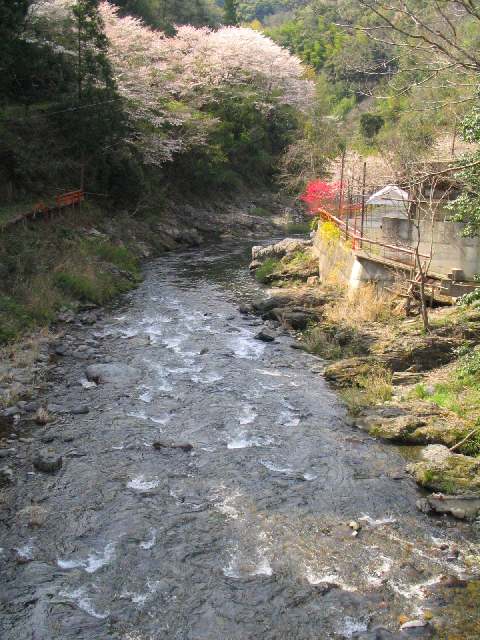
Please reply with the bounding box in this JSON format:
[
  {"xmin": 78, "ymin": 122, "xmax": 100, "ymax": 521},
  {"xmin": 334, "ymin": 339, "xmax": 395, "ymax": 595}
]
[{"xmin": 408, "ymin": 446, "xmax": 480, "ymax": 495}]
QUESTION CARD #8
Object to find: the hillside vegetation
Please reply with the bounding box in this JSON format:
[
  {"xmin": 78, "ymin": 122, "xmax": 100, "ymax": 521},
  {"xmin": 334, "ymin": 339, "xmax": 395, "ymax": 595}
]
[{"xmin": 2, "ymin": 0, "xmax": 480, "ymax": 344}]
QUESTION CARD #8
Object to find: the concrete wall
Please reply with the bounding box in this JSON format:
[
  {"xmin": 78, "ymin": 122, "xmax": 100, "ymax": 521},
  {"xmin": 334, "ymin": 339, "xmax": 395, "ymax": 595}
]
[
  {"xmin": 381, "ymin": 217, "xmax": 480, "ymax": 279},
  {"xmin": 313, "ymin": 229, "xmax": 397, "ymax": 289}
]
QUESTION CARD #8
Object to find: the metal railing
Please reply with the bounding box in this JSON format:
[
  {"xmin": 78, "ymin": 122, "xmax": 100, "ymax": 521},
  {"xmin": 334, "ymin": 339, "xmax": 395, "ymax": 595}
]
[{"xmin": 316, "ymin": 207, "xmax": 431, "ymax": 268}]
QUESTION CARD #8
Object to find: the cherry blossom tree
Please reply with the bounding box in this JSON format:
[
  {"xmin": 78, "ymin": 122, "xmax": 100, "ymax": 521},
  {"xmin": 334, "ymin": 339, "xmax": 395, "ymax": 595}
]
[{"xmin": 28, "ymin": 0, "xmax": 314, "ymax": 169}]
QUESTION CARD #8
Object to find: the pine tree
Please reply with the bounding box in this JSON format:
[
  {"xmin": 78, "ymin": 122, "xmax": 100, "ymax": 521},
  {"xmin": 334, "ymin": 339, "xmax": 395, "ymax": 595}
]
[{"xmin": 223, "ymin": 0, "xmax": 238, "ymax": 26}]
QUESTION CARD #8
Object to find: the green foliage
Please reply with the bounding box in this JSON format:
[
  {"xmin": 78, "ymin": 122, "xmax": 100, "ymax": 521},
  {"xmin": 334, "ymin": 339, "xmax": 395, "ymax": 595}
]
[
  {"xmin": 340, "ymin": 365, "xmax": 393, "ymax": 416},
  {"xmin": 255, "ymin": 258, "xmax": 281, "ymax": 283},
  {"xmin": 0, "ymin": 296, "xmax": 35, "ymax": 344},
  {"xmin": 284, "ymin": 221, "xmax": 311, "ymax": 234},
  {"xmin": 359, "ymin": 113, "xmax": 384, "ymax": 139},
  {"xmin": 112, "ymin": 0, "xmax": 221, "ymax": 31},
  {"xmin": 223, "ymin": 0, "xmax": 238, "ymax": 25},
  {"xmin": 233, "ymin": 1, "xmax": 305, "ymax": 23},
  {"xmin": 458, "ymin": 287, "xmax": 480, "ymax": 307},
  {"xmin": 251, "ymin": 206, "xmax": 270, "ymax": 217},
  {"xmin": 448, "ymin": 107, "xmax": 480, "ymax": 236}
]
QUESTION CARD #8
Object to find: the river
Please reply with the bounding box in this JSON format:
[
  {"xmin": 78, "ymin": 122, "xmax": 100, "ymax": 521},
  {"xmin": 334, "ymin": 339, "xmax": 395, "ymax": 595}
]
[{"xmin": 0, "ymin": 240, "xmax": 478, "ymax": 639}]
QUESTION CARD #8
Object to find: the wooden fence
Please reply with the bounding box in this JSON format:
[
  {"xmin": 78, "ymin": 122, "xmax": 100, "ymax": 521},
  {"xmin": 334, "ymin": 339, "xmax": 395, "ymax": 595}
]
[{"xmin": 1, "ymin": 190, "xmax": 85, "ymax": 231}]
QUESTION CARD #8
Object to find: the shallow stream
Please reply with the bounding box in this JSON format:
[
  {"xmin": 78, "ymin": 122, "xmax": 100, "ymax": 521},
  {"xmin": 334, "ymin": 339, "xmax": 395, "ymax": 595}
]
[{"xmin": 1, "ymin": 241, "xmax": 478, "ymax": 639}]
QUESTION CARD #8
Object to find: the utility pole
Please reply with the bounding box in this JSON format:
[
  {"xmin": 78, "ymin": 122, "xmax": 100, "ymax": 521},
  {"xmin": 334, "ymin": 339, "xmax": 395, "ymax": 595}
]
[
  {"xmin": 338, "ymin": 146, "xmax": 346, "ymax": 219},
  {"xmin": 360, "ymin": 161, "xmax": 366, "ymax": 247}
]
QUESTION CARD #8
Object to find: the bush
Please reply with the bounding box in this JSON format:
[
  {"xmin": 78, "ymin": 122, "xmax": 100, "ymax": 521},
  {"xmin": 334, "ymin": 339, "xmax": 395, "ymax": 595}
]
[
  {"xmin": 360, "ymin": 113, "xmax": 384, "ymax": 139},
  {"xmin": 301, "ymin": 325, "xmax": 343, "ymax": 359},
  {"xmin": 458, "ymin": 288, "xmax": 480, "ymax": 307}
]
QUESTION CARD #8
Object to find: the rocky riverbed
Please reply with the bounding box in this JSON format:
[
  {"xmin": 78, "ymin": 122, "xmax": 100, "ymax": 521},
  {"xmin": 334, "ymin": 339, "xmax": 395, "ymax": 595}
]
[{"xmin": 1, "ymin": 240, "xmax": 479, "ymax": 639}]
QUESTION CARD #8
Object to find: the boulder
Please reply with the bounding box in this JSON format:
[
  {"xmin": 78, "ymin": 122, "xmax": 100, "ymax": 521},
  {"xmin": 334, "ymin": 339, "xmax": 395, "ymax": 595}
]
[
  {"xmin": 251, "ymin": 238, "xmax": 312, "ymax": 262},
  {"xmin": 274, "ymin": 310, "xmax": 311, "ymax": 330},
  {"xmin": 251, "ymin": 292, "xmax": 327, "ymax": 316},
  {"xmin": 254, "ymin": 330, "xmax": 275, "ymax": 343},
  {"xmin": 33, "ymin": 449, "xmax": 63, "ymax": 473},
  {"xmin": 239, "ymin": 303, "xmax": 252, "ymax": 315},
  {"xmin": 85, "ymin": 363, "xmax": 141, "ymax": 385},
  {"xmin": 367, "ymin": 415, "xmax": 465, "ymax": 447},
  {"xmin": 424, "ymin": 493, "xmax": 480, "ymax": 520},
  {"xmin": 408, "ymin": 446, "xmax": 480, "ymax": 495}
]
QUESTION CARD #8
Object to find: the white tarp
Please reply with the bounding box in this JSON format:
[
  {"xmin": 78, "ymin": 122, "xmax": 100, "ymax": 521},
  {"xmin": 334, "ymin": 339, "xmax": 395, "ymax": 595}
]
[{"xmin": 366, "ymin": 185, "xmax": 409, "ymax": 207}]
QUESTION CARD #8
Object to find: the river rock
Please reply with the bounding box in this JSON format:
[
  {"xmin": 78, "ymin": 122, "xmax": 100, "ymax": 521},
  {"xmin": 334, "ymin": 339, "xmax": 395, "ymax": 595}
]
[
  {"xmin": 71, "ymin": 404, "xmax": 90, "ymax": 415},
  {"xmin": 368, "ymin": 416, "xmax": 427, "ymax": 442},
  {"xmin": 399, "ymin": 620, "xmax": 433, "ymax": 637},
  {"xmin": 324, "ymin": 357, "xmax": 373, "ymax": 387},
  {"xmin": 239, "ymin": 303, "xmax": 252, "ymax": 315},
  {"xmin": 24, "ymin": 401, "xmax": 40, "ymax": 413},
  {"xmin": 272, "ymin": 309, "xmax": 312, "ymax": 330},
  {"xmin": 153, "ymin": 440, "xmax": 193, "ymax": 452},
  {"xmin": 251, "ymin": 238, "xmax": 312, "ymax": 262},
  {"xmin": 255, "ymin": 329, "xmax": 275, "ymax": 342},
  {"xmin": 0, "ymin": 465, "xmax": 14, "ymax": 484},
  {"xmin": 424, "ymin": 493, "xmax": 480, "ymax": 520},
  {"xmin": 3, "ymin": 406, "xmax": 21, "ymax": 417},
  {"xmin": 85, "ymin": 363, "xmax": 141, "ymax": 385},
  {"xmin": 408, "ymin": 445, "xmax": 480, "ymax": 495},
  {"xmin": 33, "ymin": 450, "xmax": 63, "ymax": 473}
]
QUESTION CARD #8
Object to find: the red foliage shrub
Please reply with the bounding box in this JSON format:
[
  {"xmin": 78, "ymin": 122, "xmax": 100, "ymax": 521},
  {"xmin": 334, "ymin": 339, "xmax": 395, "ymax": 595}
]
[{"xmin": 301, "ymin": 180, "xmax": 341, "ymax": 214}]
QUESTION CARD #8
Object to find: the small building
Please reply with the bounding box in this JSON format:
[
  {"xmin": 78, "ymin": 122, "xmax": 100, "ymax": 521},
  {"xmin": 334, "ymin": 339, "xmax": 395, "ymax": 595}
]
[{"xmin": 364, "ymin": 185, "xmax": 409, "ymax": 241}]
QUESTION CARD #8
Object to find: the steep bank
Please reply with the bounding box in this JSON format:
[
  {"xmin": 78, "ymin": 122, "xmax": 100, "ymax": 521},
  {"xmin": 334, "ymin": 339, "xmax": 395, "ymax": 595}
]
[
  {"xmin": 0, "ymin": 190, "xmax": 298, "ymax": 343},
  {"xmin": 247, "ymin": 238, "xmax": 480, "ymax": 521}
]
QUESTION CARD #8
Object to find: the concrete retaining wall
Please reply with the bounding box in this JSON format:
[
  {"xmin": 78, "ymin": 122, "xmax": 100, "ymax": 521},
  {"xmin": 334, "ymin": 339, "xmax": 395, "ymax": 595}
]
[
  {"xmin": 313, "ymin": 229, "xmax": 398, "ymax": 289},
  {"xmin": 382, "ymin": 217, "xmax": 480, "ymax": 279}
]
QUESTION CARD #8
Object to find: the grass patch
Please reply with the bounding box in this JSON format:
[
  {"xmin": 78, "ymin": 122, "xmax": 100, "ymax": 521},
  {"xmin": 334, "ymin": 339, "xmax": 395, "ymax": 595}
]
[
  {"xmin": 284, "ymin": 221, "xmax": 311, "ymax": 234},
  {"xmin": 301, "ymin": 323, "xmax": 368, "ymax": 359},
  {"xmin": 283, "ymin": 249, "xmax": 314, "ymax": 270},
  {"xmin": 411, "ymin": 349, "xmax": 480, "ymax": 452},
  {"xmin": 82, "ymin": 238, "xmax": 140, "ymax": 276},
  {"xmin": 325, "ymin": 284, "xmax": 395, "ymax": 327},
  {"xmin": 55, "ymin": 266, "xmax": 135, "ymax": 306},
  {"xmin": 255, "ymin": 257, "xmax": 281, "ymax": 283},
  {"xmin": 0, "ymin": 296, "xmax": 35, "ymax": 344},
  {"xmin": 251, "ymin": 206, "xmax": 271, "ymax": 217},
  {"xmin": 0, "ymin": 203, "xmax": 145, "ymax": 344},
  {"xmin": 301, "ymin": 325, "xmax": 344, "ymax": 359},
  {"xmin": 340, "ymin": 365, "xmax": 393, "ymax": 416}
]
